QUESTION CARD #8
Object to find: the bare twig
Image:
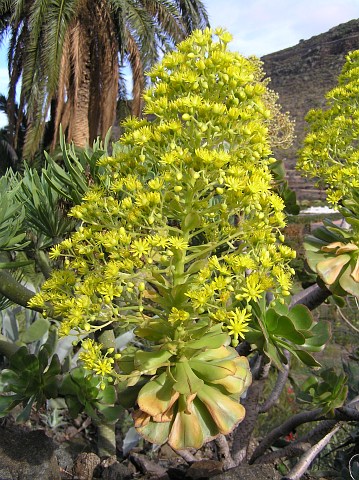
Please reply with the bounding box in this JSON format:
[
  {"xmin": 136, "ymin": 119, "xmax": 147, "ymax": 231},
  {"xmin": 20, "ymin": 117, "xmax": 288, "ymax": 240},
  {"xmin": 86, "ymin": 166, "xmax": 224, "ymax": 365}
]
[
  {"xmin": 171, "ymin": 448, "xmax": 198, "ymax": 463},
  {"xmin": 335, "ymin": 406, "xmax": 359, "ymax": 421},
  {"xmin": 231, "ymin": 355, "xmax": 270, "ymax": 465},
  {"xmin": 337, "ymin": 307, "xmax": 359, "ymax": 334},
  {"xmin": 66, "ymin": 416, "xmax": 92, "ymax": 440},
  {"xmin": 215, "ymin": 434, "xmax": 235, "ymax": 470},
  {"xmin": 255, "ymin": 442, "xmax": 310, "ymax": 464},
  {"xmin": 256, "ymin": 420, "xmax": 336, "ymax": 465},
  {"xmin": 251, "ymin": 400, "xmax": 359, "ymax": 465},
  {"xmin": 250, "ymin": 409, "xmax": 322, "ymax": 464},
  {"xmin": 259, "ymin": 351, "xmax": 290, "ymax": 414},
  {"xmin": 283, "ymin": 423, "xmax": 342, "ymax": 480}
]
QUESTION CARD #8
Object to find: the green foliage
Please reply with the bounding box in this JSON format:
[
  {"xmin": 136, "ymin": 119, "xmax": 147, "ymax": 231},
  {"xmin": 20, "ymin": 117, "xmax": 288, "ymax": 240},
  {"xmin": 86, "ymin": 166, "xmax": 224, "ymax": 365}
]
[
  {"xmin": 120, "ymin": 327, "xmax": 251, "ymax": 448},
  {"xmin": 246, "ymin": 301, "xmax": 331, "ymax": 369},
  {"xmin": 60, "ymin": 367, "xmax": 123, "ymax": 423},
  {"xmin": 0, "ymin": 344, "xmax": 61, "ymax": 421},
  {"xmin": 43, "ymin": 128, "xmax": 111, "ymax": 205},
  {"xmin": 0, "ymin": 175, "xmax": 29, "ymax": 251},
  {"xmin": 297, "ymin": 368, "xmax": 348, "ymax": 415},
  {"xmin": 17, "ymin": 166, "xmax": 76, "ymax": 246}
]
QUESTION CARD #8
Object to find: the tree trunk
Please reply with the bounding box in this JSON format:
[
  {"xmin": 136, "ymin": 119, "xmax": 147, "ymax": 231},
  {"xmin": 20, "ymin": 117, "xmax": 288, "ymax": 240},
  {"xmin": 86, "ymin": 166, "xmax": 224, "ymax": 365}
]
[{"xmin": 70, "ymin": 23, "xmax": 91, "ymax": 147}]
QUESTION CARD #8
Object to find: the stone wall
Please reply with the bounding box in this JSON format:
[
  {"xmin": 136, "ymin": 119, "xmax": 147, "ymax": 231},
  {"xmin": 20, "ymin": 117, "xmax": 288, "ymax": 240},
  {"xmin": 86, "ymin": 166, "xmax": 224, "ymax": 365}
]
[{"xmin": 261, "ymin": 19, "xmax": 359, "ymax": 201}]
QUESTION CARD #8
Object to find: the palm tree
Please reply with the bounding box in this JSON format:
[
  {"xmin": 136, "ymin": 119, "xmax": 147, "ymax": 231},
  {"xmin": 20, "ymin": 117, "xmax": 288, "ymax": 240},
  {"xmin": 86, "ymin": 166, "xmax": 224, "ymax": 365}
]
[
  {"xmin": 0, "ymin": 0, "xmax": 209, "ymax": 158},
  {"xmin": 0, "ymin": 94, "xmax": 27, "ymax": 173}
]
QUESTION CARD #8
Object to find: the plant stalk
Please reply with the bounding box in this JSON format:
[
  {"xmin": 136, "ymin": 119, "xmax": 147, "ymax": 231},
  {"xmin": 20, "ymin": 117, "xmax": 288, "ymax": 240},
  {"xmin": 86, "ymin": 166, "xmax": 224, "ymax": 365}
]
[{"xmin": 96, "ymin": 328, "xmax": 117, "ymax": 458}]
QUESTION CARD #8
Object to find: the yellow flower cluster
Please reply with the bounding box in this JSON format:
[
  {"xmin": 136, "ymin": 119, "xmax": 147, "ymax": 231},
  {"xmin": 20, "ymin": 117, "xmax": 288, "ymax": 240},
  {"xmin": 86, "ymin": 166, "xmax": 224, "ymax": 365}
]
[
  {"xmin": 297, "ymin": 50, "xmax": 359, "ymax": 213},
  {"xmin": 79, "ymin": 339, "xmax": 120, "ymax": 387}
]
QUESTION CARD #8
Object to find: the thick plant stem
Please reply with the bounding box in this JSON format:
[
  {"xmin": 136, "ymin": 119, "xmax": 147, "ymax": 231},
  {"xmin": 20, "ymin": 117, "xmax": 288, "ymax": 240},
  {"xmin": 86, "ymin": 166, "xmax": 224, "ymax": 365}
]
[
  {"xmin": 259, "ymin": 350, "xmax": 290, "ymax": 414},
  {"xmin": 215, "ymin": 434, "xmax": 235, "ymax": 469},
  {"xmin": 289, "ymin": 283, "xmax": 331, "ymax": 311},
  {"xmin": 96, "ymin": 328, "xmax": 117, "ymax": 458},
  {"xmin": 0, "ymin": 270, "xmax": 40, "ymax": 311},
  {"xmin": 0, "ymin": 334, "xmax": 19, "ymax": 357},
  {"xmin": 34, "ymin": 250, "xmax": 52, "ymax": 279},
  {"xmin": 250, "ymin": 409, "xmax": 322, "ymax": 464},
  {"xmin": 96, "ymin": 421, "xmax": 117, "ymax": 458}
]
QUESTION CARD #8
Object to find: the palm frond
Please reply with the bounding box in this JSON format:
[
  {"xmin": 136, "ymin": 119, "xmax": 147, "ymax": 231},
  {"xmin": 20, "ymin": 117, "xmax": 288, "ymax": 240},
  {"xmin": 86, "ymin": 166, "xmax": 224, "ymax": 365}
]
[
  {"xmin": 126, "ymin": 29, "xmax": 145, "ymax": 115},
  {"xmin": 173, "ymin": 0, "xmax": 209, "ymax": 32},
  {"xmin": 142, "ymin": 0, "xmax": 186, "ymax": 46},
  {"xmin": 42, "ymin": 0, "xmax": 78, "ymax": 95}
]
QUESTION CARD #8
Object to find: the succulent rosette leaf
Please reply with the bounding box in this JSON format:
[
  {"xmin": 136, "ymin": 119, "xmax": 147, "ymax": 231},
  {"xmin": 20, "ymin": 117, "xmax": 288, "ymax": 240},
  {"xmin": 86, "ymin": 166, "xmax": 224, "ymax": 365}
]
[
  {"xmin": 304, "ymin": 220, "xmax": 359, "ymax": 297},
  {"xmin": 246, "ymin": 302, "xmax": 331, "ymax": 369},
  {"xmin": 131, "ymin": 343, "xmax": 251, "ymax": 449}
]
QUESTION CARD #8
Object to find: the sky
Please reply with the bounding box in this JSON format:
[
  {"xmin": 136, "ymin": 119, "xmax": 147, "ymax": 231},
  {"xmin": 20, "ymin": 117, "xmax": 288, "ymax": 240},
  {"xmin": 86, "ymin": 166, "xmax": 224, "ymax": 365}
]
[{"xmin": 0, "ymin": 0, "xmax": 358, "ymax": 127}]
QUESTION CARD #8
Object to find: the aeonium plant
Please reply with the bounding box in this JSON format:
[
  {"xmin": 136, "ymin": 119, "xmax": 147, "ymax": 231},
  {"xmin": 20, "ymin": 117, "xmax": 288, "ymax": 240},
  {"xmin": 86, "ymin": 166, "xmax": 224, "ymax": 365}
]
[
  {"xmin": 298, "ymin": 50, "xmax": 359, "ymax": 298},
  {"xmin": 28, "ymin": 28, "xmax": 298, "ymax": 449}
]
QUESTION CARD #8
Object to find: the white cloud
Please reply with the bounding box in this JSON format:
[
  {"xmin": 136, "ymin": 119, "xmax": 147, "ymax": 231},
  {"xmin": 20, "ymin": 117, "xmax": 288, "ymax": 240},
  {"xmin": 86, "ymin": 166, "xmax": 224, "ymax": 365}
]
[
  {"xmin": 0, "ymin": 68, "xmax": 8, "ymax": 128},
  {"xmin": 205, "ymin": 0, "xmax": 358, "ymax": 56},
  {"xmin": 0, "ymin": 68, "xmax": 8, "ymax": 95},
  {"xmin": 0, "ymin": 0, "xmax": 357, "ymax": 127},
  {"xmin": 0, "ymin": 112, "xmax": 7, "ymax": 129}
]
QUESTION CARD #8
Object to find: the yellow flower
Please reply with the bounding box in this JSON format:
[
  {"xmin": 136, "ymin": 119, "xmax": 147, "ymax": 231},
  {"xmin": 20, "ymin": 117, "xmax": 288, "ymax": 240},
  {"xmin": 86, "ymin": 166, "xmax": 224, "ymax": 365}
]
[
  {"xmin": 148, "ymin": 177, "xmax": 164, "ymax": 190},
  {"xmin": 27, "ymin": 292, "xmax": 46, "ymax": 309},
  {"xmin": 168, "ymin": 307, "xmax": 190, "ymax": 324},
  {"xmin": 93, "ymin": 357, "xmax": 114, "ymax": 376},
  {"xmin": 49, "ymin": 244, "xmax": 62, "ymax": 259},
  {"xmin": 168, "ymin": 237, "xmax": 188, "ymax": 250},
  {"xmin": 147, "ymin": 234, "xmax": 169, "ymax": 248},
  {"xmin": 236, "ymin": 274, "xmax": 265, "ymax": 302},
  {"xmin": 130, "ymin": 238, "xmax": 150, "ymax": 257},
  {"xmin": 226, "ymin": 308, "xmax": 251, "ymax": 345}
]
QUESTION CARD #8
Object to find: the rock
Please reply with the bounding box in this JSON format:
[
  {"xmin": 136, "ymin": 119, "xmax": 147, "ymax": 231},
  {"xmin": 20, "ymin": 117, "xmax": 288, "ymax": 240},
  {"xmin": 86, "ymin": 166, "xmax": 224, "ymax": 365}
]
[
  {"xmin": 72, "ymin": 452, "xmax": 101, "ymax": 480},
  {"xmin": 100, "ymin": 460, "xmax": 135, "ymax": 480},
  {"xmin": 186, "ymin": 459, "xmax": 223, "ymax": 479},
  {"xmin": 212, "ymin": 464, "xmax": 282, "ymax": 480},
  {"xmin": 130, "ymin": 452, "xmax": 169, "ymax": 479},
  {"xmin": 54, "ymin": 442, "xmax": 74, "ymax": 473},
  {"xmin": 0, "ymin": 425, "xmax": 61, "ymax": 480}
]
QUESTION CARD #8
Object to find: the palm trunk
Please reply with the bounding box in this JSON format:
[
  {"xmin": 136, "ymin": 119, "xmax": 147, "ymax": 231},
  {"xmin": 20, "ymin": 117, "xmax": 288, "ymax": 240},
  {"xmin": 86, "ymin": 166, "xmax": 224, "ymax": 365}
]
[{"xmin": 71, "ymin": 32, "xmax": 91, "ymax": 147}]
